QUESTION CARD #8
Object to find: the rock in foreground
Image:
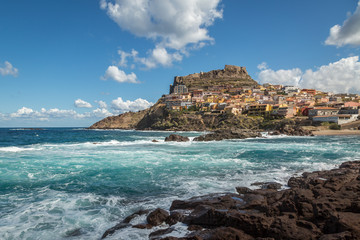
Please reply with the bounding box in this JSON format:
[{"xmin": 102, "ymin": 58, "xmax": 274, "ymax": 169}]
[{"xmin": 101, "ymin": 161, "xmax": 360, "ymax": 239}]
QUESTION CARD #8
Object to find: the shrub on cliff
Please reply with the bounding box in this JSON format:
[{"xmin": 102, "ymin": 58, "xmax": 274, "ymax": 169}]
[{"xmin": 329, "ymin": 123, "xmax": 341, "ymax": 130}]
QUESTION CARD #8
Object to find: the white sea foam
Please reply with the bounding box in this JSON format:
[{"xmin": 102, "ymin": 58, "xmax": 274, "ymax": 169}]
[
  {"xmin": 0, "ymin": 146, "xmax": 37, "ymax": 152},
  {"xmin": 1, "ymin": 131, "xmax": 359, "ymax": 240}
]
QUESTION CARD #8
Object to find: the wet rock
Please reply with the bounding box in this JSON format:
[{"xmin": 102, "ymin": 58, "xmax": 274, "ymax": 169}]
[
  {"xmin": 152, "ymin": 139, "xmax": 159, "ymax": 142},
  {"xmin": 269, "ymin": 130, "xmax": 281, "ymax": 135},
  {"xmin": 235, "ymin": 187, "xmax": 253, "ymax": 194},
  {"xmin": 193, "ymin": 129, "xmax": 261, "ymax": 141},
  {"xmin": 147, "ymin": 208, "xmax": 170, "ymax": 226},
  {"xmin": 132, "ymin": 223, "xmax": 152, "ymax": 229},
  {"xmin": 101, "ymin": 209, "xmax": 150, "ymax": 238},
  {"xmin": 160, "ymin": 161, "xmax": 360, "ymax": 240},
  {"xmin": 250, "ymin": 182, "xmax": 282, "ymax": 190},
  {"xmin": 101, "ymin": 223, "xmax": 130, "ymax": 239},
  {"xmin": 149, "ymin": 227, "xmax": 174, "ymax": 239},
  {"xmin": 166, "ymin": 211, "xmax": 185, "ymax": 226},
  {"xmin": 188, "ymin": 225, "xmax": 203, "ymax": 231},
  {"xmin": 189, "ymin": 227, "xmax": 253, "ymax": 240},
  {"xmin": 318, "ymin": 231, "xmax": 353, "ymax": 240},
  {"xmin": 123, "ymin": 209, "xmax": 150, "ymax": 223},
  {"xmin": 165, "ymin": 134, "xmax": 189, "ymax": 142},
  {"xmin": 65, "ymin": 228, "xmax": 82, "ymax": 237},
  {"xmin": 170, "ymin": 194, "xmax": 241, "ymax": 212}
]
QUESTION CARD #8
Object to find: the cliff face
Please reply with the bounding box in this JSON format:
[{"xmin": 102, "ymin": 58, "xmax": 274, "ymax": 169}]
[
  {"xmin": 88, "ymin": 110, "xmax": 149, "ymax": 129},
  {"xmin": 170, "ymin": 65, "xmax": 258, "ymax": 92},
  {"xmin": 89, "ymin": 100, "xmax": 263, "ymax": 131}
]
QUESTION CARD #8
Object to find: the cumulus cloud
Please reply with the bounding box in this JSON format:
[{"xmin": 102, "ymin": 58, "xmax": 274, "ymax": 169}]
[
  {"xmin": 325, "ymin": 1, "xmax": 360, "ymax": 47},
  {"xmin": 100, "ymin": 0, "xmax": 222, "ymax": 68},
  {"xmin": 257, "ymin": 63, "xmax": 302, "ymax": 86},
  {"xmin": 96, "ymin": 100, "xmax": 108, "ymax": 109},
  {"xmin": 74, "ymin": 99, "xmax": 93, "ymax": 108},
  {"xmin": 6, "ymin": 106, "xmax": 114, "ymax": 122},
  {"xmin": 90, "ymin": 108, "xmax": 113, "ymax": 118},
  {"xmin": 111, "ymin": 97, "xmax": 153, "ymax": 112},
  {"xmin": 301, "ymin": 56, "xmax": 360, "ymax": 93},
  {"xmin": 118, "ymin": 47, "xmax": 183, "ymax": 69},
  {"xmin": 101, "ymin": 66, "xmax": 138, "ymax": 83},
  {"xmin": 0, "ymin": 61, "xmax": 18, "ymax": 77},
  {"xmin": 9, "ymin": 107, "xmax": 80, "ymax": 121},
  {"xmin": 257, "ymin": 56, "xmax": 360, "ymax": 93}
]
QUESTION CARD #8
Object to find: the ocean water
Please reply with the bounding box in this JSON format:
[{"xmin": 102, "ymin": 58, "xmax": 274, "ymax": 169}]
[{"xmin": 0, "ymin": 128, "xmax": 359, "ymax": 239}]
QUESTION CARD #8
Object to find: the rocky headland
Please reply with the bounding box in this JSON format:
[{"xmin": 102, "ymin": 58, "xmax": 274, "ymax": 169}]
[
  {"xmin": 102, "ymin": 161, "xmax": 360, "ymax": 240},
  {"xmin": 170, "ymin": 65, "xmax": 258, "ymax": 93},
  {"xmin": 89, "ymin": 97, "xmax": 313, "ymax": 136},
  {"xmin": 89, "ymin": 65, "xmax": 264, "ymax": 132}
]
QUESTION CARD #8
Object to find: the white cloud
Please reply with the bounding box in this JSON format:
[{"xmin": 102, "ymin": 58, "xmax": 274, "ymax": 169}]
[
  {"xmin": 10, "ymin": 107, "xmax": 34, "ymax": 118},
  {"xmin": 257, "ymin": 63, "xmax": 302, "ymax": 86},
  {"xmin": 257, "ymin": 62, "xmax": 268, "ymax": 71},
  {"xmin": 96, "ymin": 100, "xmax": 108, "ymax": 109},
  {"xmin": 101, "ymin": 66, "xmax": 138, "ymax": 83},
  {"xmin": 0, "ymin": 61, "xmax": 18, "ymax": 77},
  {"xmin": 111, "ymin": 97, "xmax": 153, "ymax": 112},
  {"xmin": 90, "ymin": 108, "xmax": 113, "ymax": 118},
  {"xmin": 118, "ymin": 49, "xmax": 139, "ymax": 67},
  {"xmin": 101, "ymin": 0, "xmax": 223, "ymax": 68},
  {"xmin": 325, "ymin": 1, "xmax": 360, "ymax": 47},
  {"xmin": 119, "ymin": 46, "xmax": 183, "ymax": 69},
  {"xmin": 5, "ymin": 106, "xmax": 115, "ymax": 122},
  {"xmin": 257, "ymin": 56, "xmax": 360, "ymax": 93},
  {"xmin": 301, "ymin": 56, "xmax": 360, "ymax": 93},
  {"xmin": 9, "ymin": 107, "xmax": 80, "ymax": 120},
  {"xmin": 74, "ymin": 99, "xmax": 93, "ymax": 108}
]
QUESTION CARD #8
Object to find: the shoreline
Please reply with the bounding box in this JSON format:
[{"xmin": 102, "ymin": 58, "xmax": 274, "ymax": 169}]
[
  {"xmin": 312, "ymin": 129, "xmax": 360, "ymax": 136},
  {"xmin": 87, "ymin": 128, "xmax": 360, "ymax": 137}
]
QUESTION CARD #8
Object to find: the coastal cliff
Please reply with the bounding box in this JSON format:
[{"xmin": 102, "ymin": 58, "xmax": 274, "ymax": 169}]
[
  {"xmin": 88, "ymin": 109, "xmax": 149, "ymax": 129},
  {"xmin": 89, "ymin": 98, "xmax": 263, "ymax": 131}
]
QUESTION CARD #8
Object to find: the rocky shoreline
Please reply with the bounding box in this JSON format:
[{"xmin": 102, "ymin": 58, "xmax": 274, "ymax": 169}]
[{"xmin": 102, "ymin": 161, "xmax": 360, "ymax": 240}]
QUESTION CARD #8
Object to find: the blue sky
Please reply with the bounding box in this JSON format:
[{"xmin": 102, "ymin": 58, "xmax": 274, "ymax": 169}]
[{"xmin": 1, "ymin": 0, "xmax": 360, "ymax": 127}]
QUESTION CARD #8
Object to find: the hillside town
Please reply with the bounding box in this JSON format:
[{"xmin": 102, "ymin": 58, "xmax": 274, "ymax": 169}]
[{"xmin": 164, "ymin": 77, "xmax": 360, "ymax": 126}]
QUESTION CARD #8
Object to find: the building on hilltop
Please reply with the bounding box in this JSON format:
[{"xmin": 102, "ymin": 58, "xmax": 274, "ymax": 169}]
[{"xmin": 173, "ymin": 84, "xmax": 188, "ymax": 94}]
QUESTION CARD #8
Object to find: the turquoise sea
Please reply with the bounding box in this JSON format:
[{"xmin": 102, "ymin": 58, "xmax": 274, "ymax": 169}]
[{"xmin": 0, "ymin": 128, "xmax": 359, "ymax": 239}]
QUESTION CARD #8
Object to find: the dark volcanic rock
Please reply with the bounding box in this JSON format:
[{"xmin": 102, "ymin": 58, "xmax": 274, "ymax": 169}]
[
  {"xmin": 193, "ymin": 129, "xmax": 261, "ymax": 141},
  {"xmin": 165, "ymin": 134, "xmax": 189, "ymax": 142},
  {"xmin": 157, "ymin": 161, "xmax": 360, "ymax": 240},
  {"xmin": 270, "ymin": 124, "xmax": 313, "ymax": 136},
  {"xmin": 101, "ymin": 223, "xmax": 130, "ymax": 239},
  {"xmin": 166, "ymin": 211, "xmax": 185, "ymax": 226},
  {"xmin": 102, "ymin": 161, "xmax": 360, "ymax": 239},
  {"xmin": 147, "ymin": 208, "xmax": 170, "ymax": 226},
  {"xmin": 101, "ymin": 209, "xmax": 149, "ymax": 238},
  {"xmin": 251, "ymin": 182, "xmax": 282, "ymax": 190}
]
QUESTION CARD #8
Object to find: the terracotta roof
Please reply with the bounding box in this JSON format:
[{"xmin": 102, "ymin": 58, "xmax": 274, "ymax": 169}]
[{"xmin": 313, "ymin": 107, "xmax": 338, "ymax": 110}]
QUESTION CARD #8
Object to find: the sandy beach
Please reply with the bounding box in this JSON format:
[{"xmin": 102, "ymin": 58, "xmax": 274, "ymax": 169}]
[{"xmin": 312, "ymin": 130, "xmax": 360, "ymax": 136}]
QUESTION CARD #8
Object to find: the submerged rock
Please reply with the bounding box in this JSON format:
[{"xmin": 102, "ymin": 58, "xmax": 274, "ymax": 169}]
[{"xmin": 165, "ymin": 134, "xmax": 189, "ymax": 142}]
